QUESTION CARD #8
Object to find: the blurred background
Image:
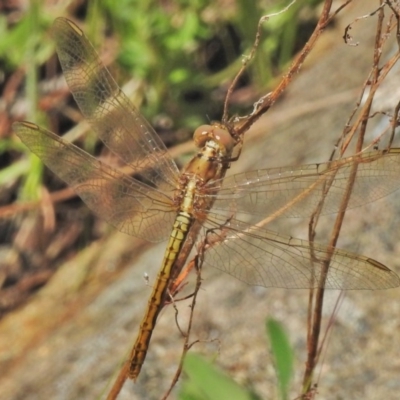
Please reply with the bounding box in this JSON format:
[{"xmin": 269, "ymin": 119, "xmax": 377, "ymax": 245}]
[{"xmin": 2, "ymin": 1, "xmax": 400, "ymax": 399}]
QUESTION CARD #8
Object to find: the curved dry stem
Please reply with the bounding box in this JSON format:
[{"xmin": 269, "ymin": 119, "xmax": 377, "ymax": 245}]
[{"xmin": 302, "ymin": 1, "xmax": 400, "ymax": 395}]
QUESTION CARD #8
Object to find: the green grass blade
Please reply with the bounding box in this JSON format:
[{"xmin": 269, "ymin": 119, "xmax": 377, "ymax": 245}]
[
  {"xmin": 180, "ymin": 353, "xmax": 259, "ymax": 400},
  {"xmin": 266, "ymin": 318, "xmax": 294, "ymax": 400}
]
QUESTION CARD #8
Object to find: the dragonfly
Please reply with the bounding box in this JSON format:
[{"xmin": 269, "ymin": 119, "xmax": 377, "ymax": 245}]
[{"xmin": 13, "ymin": 17, "xmax": 400, "ymax": 381}]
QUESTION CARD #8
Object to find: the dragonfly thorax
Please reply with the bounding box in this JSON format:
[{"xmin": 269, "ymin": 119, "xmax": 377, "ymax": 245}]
[
  {"xmin": 183, "ymin": 143, "xmax": 227, "ymax": 183},
  {"xmin": 181, "ymin": 124, "xmax": 236, "ymax": 184}
]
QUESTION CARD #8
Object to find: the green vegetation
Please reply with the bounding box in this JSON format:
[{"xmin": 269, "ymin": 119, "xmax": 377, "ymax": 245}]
[{"xmin": 179, "ymin": 318, "xmax": 293, "ymax": 400}]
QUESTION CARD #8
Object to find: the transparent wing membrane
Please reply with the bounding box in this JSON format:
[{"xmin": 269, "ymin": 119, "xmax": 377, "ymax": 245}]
[
  {"xmin": 209, "ymin": 149, "xmax": 400, "ymax": 219},
  {"xmin": 51, "ymin": 18, "xmax": 179, "ymax": 190},
  {"xmin": 203, "ymin": 215, "xmax": 399, "ymax": 290},
  {"xmin": 14, "ymin": 122, "xmax": 176, "ymax": 243}
]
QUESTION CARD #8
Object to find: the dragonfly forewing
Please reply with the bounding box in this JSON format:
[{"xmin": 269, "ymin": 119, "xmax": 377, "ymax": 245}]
[
  {"xmin": 14, "ymin": 122, "xmax": 176, "ymax": 243},
  {"xmin": 203, "ymin": 215, "xmax": 400, "ymax": 290},
  {"xmin": 51, "ymin": 17, "xmax": 179, "ymax": 191},
  {"xmin": 209, "ymin": 149, "xmax": 400, "ymax": 221}
]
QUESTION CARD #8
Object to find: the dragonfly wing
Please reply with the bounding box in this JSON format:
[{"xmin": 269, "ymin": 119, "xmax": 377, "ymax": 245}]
[
  {"xmin": 209, "ymin": 149, "xmax": 400, "ymax": 219},
  {"xmin": 14, "ymin": 122, "xmax": 176, "ymax": 243},
  {"xmin": 51, "ymin": 17, "xmax": 179, "ymax": 191},
  {"xmin": 202, "ymin": 215, "xmax": 399, "ymax": 290}
]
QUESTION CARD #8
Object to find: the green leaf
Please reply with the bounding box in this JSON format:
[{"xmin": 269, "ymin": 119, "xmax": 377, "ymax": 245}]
[
  {"xmin": 180, "ymin": 353, "xmax": 258, "ymax": 400},
  {"xmin": 266, "ymin": 318, "xmax": 294, "ymax": 400}
]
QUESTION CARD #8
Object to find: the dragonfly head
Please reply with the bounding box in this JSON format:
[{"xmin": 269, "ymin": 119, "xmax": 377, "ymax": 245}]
[{"xmin": 193, "ymin": 124, "xmax": 236, "ymax": 156}]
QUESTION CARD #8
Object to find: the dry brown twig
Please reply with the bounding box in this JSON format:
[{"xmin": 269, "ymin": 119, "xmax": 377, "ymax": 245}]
[{"xmin": 302, "ymin": 1, "xmax": 400, "ymax": 396}]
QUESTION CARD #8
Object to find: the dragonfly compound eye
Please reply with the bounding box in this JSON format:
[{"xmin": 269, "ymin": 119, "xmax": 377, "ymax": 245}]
[{"xmin": 193, "ymin": 124, "xmax": 235, "ymax": 153}]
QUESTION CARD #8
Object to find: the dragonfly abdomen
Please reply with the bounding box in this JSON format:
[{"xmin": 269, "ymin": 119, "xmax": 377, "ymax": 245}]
[{"xmin": 129, "ymin": 210, "xmax": 193, "ymax": 380}]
